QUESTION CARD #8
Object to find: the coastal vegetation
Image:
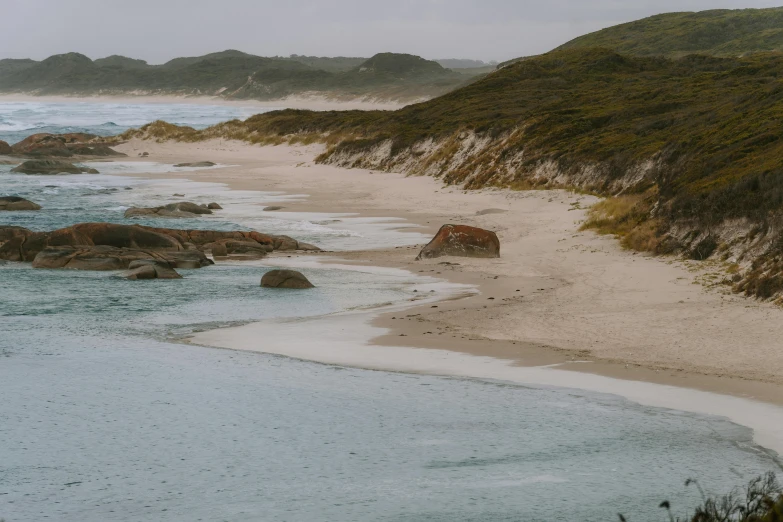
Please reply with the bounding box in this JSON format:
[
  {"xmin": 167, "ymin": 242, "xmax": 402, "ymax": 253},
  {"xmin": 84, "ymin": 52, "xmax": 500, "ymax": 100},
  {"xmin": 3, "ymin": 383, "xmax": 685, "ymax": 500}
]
[
  {"xmin": 118, "ymin": 45, "xmax": 783, "ymax": 299},
  {"xmin": 556, "ymin": 7, "xmax": 783, "ymax": 57},
  {"xmin": 0, "ymin": 50, "xmax": 474, "ymax": 101}
]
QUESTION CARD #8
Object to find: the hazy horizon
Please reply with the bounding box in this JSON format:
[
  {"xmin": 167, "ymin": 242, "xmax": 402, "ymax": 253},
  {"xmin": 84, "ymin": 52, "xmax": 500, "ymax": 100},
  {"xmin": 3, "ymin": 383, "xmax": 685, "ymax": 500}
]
[{"xmin": 2, "ymin": 0, "xmax": 781, "ymax": 64}]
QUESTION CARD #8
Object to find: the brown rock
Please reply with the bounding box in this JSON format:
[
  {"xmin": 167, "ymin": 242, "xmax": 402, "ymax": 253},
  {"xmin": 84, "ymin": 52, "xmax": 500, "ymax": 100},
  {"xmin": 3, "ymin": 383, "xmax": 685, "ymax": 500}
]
[
  {"xmin": 297, "ymin": 242, "xmax": 322, "ymax": 252},
  {"xmin": 211, "ymin": 243, "xmax": 228, "ymax": 257},
  {"xmin": 0, "ymin": 140, "xmax": 12, "ymax": 155},
  {"xmin": 124, "ymin": 201, "xmax": 213, "ymax": 218},
  {"xmin": 174, "ymin": 161, "xmax": 216, "ymax": 168},
  {"xmin": 207, "ymin": 202, "xmax": 222, "ymax": 210},
  {"xmin": 263, "ymin": 206, "xmax": 284, "ymax": 211},
  {"xmin": 416, "ymin": 224, "xmax": 500, "ymax": 260},
  {"xmin": 261, "ymin": 269, "xmax": 315, "ymax": 289},
  {"xmin": 11, "ymin": 160, "xmax": 98, "ymax": 175},
  {"xmin": 122, "ymin": 264, "xmax": 182, "ymax": 280},
  {"xmin": 0, "ymin": 196, "xmax": 41, "ymax": 211}
]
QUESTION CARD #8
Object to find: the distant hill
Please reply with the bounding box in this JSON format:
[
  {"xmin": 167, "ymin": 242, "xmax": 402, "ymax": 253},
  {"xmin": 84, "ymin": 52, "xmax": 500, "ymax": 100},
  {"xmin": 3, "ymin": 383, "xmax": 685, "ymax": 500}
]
[
  {"xmin": 0, "ymin": 50, "xmax": 470, "ymax": 101},
  {"xmin": 130, "ymin": 47, "xmax": 783, "ymax": 298},
  {"xmin": 436, "ymin": 59, "xmax": 496, "ymax": 69},
  {"xmin": 556, "ymin": 7, "xmax": 783, "ymax": 57}
]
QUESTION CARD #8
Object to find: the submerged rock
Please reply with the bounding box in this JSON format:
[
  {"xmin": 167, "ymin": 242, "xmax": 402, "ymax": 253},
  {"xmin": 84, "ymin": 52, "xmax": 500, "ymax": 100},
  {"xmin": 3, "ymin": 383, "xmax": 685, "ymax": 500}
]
[
  {"xmin": 174, "ymin": 161, "xmax": 216, "ymax": 168},
  {"xmin": 122, "ymin": 263, "xmax": 182, "ymax": 280},
  {"xmin": 416, "ymin": 224, "xmax": 500, "ymax": 260},
  {"xmin": 261, "ymin": 269, "xmax": 315, "ymax": 289},
  {"xmin": 0, "ymin": 196, "xmax": 41, "ymax": 211},
  {"xmin": 11, "ymin": 160, "xmax": 99, "ymax": 175},
  {"xmin": 124, "ymin": 202, "xmax": 214, "ymax": 218}
]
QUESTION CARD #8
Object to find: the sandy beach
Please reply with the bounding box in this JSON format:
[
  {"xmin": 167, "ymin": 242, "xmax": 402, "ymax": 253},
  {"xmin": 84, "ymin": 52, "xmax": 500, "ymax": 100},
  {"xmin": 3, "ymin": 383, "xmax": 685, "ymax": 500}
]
[
  {"xmin": 106, "ymin": 138, "xmax": 783, "ymax": 450},
  {"xmin": 0, "ymin": 93, "xmax": 406, "ymax": 111}
]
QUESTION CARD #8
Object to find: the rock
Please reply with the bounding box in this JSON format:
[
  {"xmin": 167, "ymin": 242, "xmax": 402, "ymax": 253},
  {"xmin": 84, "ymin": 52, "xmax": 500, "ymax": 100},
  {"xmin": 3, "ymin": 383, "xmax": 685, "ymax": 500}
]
[
  {"xmin": 297, "ymin": 242, "xmax": 322, "ymax": 252},
  {"xmin": 261, "ymin": 269, "xmax": 315, "ymax": 289},
  {"xmin": 416, "ymin": 224, "xmax": 500, "ymax": 260},
  {"xmin": 11, "ymin": 160, "xmax": 99, "ymax": 175},
  {"xmin": 174, "ymin": 161, "xmax": 216, "ymax": 168},
  {"xmin": 139, "ymin": 152, "xmax": 149, "ymax": 157},
  {"xmin": 0, "ymin": 196, "xmax": 41, "ymax": 211},
  {"xmin": 0, "ymin": 140, "xmax": 12, "ymax": 155},
  {"xmin": 263, "ymin": 206, "xmax": 284, "ymax": 211},
  {"xmin": 476, "ymin": 208, "xmax": 508, "ymax": 216},
  {"xmin": 122, "ymin": 264, "xmax": 182, "ymax": 280},
  {"xmin": 211, "ymin": 243, "xmax": 228, "ymax": 257},
  {"xmin": 30, "ymin": 245, "xmax": 211, "ymax": 271},
  {"xmin": 207, "ymin": 202, "xmax": 222, "ymax": 210},
  {"xmin": 124, "ymin": 201, "xmax": 213, "ymax": 218},
  {"xmin": 10, "ymin": 133, "xmax": 125, "ymax": 158},
  {"xmin": 173, "ymin": 194, "xmax": 185, "ymax": 197},
  {"xmin": 273, "ymin": 235, "xmax": 300, "ymax": 251}
]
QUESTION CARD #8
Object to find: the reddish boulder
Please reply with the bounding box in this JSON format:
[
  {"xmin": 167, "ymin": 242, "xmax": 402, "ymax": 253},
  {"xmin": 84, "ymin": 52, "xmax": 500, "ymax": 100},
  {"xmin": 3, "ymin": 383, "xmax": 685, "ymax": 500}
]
[
  {"xmin": 416, "ymin": 224, "xmax": 500, "ymax": 260},
  {"xmin": 261, "ymin": 269, "xmax": 315, "ymax": 289}
]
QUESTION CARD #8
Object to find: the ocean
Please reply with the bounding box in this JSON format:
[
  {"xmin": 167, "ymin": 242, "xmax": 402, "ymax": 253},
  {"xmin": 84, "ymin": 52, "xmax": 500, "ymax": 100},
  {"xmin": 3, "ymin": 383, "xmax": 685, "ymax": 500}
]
[{"xmin": 0, "ymin": 100, "xmax": 781, "ymax": 522}]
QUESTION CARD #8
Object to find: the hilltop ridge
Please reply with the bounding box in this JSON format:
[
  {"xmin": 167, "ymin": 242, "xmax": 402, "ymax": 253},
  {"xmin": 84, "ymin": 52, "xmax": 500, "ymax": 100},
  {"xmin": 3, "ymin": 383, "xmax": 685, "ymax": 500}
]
[{"xmin": 0, "ymin": 50, "xmax": 475, "ymax": 102}]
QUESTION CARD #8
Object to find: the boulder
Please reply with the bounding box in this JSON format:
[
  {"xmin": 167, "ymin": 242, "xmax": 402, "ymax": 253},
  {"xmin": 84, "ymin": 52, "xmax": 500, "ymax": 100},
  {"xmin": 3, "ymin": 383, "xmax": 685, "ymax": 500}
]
[
  {"xmin": 263, "ymin": 206, "xmax": 284, "ymax": 211},
  {"xmin": 11, "ymin": 160, "xmax": 99, "ymax": 175},
  {"xmin": 174, "ymin": 161, "xmax": 216, "ymax": 168},
  {"xmin": 0, "ymin": 140, "xmax": 12, "ymax": 155},
  {"xmin": 10, "ymin": 133, "xmax": 125, "ymax": 158},
  {"xmin": 122, "ymin": 264, "xmax": 182, "ymax": 280},
  {"xmin": 416, "ymin": 224, "xmax": 500, "ymax": 260},
  {"xmin": 31, "ymin": 245, "xmax": 211, "ymax": 271},
  {"xmin": 297, "ymin": 242, "xmax": 322, "ymax": 252},
  {"xmin": 211, "ymin": 243, "xmax": 228, "ymax": 257},
  {"xmin": 207, "ymin": 202, "xmax": 222, "ymax": 210},
  {"xmin": 124, "ymin": 201, "xmax": 213, "ymax": 218},
  {"xmin": 0, "ymin": 196, "xmax": 41, "ymax": 211},
  {"xmin": 261, "ymin": 269, "xmax": 315, "ymax": 289}
]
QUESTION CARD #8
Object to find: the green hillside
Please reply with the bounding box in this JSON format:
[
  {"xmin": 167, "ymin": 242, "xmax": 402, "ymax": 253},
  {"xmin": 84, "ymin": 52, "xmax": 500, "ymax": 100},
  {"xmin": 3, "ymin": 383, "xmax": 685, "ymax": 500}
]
[
  {"xmin": 0, "ymin": 50, "xmax": 468, "ymax": 101},
  {"xmin": 124, "ymin": 47, "xmax": 783, "ymax": 298},
  {"xmin": 556, "ymin": 7, "xmax": 783, "ymax": 57}
]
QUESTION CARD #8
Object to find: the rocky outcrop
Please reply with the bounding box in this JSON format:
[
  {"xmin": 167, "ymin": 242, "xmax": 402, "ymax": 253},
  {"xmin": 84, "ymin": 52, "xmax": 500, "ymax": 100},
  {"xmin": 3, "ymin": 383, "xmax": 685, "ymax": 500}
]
[
  {"xmin": 416, "ymin": 224, "xmax": 500, "ymax": 260},
  {"xmin": 11, "ymin": 160, "xmax": 99, "ymax": 175},
  {"xmin": 124, "ymin": 202, "xmax": 214, "ymax": 218},
  {"xmin": 31, "ymin": 245, "xmax": 210, "ymax": 271},
  {"xmin": 174, "ymin": 161, "xmax": 216, "ymax": 168},
  {"xmin": 0, "ymin": 140, "xmax": 12, "ymax": 155},
  {"xmin": 0, "ymin": 223, "xmax": 321, "ymax": 266},
  {"xmin": 11, "ymin": 133, "xmax": 125, "ymax": 158},
  {"xmin": 261, "ymin": 269, "xmax": 315, "ymax": 289},
  {"xmin": 0, "ymin": 196, "xmax": 41, "ymax": 211}
]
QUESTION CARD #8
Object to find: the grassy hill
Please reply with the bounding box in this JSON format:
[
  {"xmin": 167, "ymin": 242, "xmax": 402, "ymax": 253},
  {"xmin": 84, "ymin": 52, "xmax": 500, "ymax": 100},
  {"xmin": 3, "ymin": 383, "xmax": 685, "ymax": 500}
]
[
  {"xmin": 121, "ymin": 47, "xmax": 783, "ymax": 299},
  {"xmin": 0, "ymin": 50, "xmax": 469, "ymax": 101},
  {"xmin": 556, "ymin": 7, "xmax": 783, "ymax": 57}
]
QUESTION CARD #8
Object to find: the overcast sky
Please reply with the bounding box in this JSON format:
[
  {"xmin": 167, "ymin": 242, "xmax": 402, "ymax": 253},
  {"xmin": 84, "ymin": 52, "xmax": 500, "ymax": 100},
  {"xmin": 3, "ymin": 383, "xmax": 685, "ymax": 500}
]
[{"xmin": 2, "ymin": 0, "xmax": 781, "ymax": 63}]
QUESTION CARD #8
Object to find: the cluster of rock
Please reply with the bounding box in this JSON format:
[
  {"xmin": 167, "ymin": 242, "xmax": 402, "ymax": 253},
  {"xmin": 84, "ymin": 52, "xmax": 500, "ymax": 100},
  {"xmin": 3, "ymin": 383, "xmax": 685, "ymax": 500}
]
[
  {"xmin": 0, "ymin": 196, "xmax": 41, "ymax": 211},
  {"xmin": 124, "ymin": 201, "xmax": 222, "ymax": 218},
  {"xmin": 0, "ymin": 223, "xmax": 321, "ymax": 276},
  {"xmin": 7, "ymin": 133, "xmax": 125, "ymax": 158},
  {"xmin": 11, "ymin": 159, "xmax": 99, "ymax": 175},
  {"xmin": 416, "ymin": 224, "xmax": 500, "ymax": 260}
]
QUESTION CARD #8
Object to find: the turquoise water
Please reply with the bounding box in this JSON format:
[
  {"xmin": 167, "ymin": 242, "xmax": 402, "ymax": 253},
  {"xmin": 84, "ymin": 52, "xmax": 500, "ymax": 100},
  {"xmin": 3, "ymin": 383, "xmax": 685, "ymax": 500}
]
[{"xmin": 1, "ymin": 103, "xmax": 781, "ymax": 521}]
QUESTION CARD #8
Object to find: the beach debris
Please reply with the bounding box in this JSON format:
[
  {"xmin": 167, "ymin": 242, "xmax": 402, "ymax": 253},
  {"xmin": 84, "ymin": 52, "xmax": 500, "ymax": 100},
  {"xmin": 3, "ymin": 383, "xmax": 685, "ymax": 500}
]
[
  {"xmin": 124, "ymin": 201, "xmax": 214, "ymax": 218},
  {"xmin": 11, "ymin": 159, "xmax": 99, "ymax": 175},
  {"xmin": 416, "ymin": 224, "xmax": 500, "ymax": 260},
  {"xmin": 0, "ymin": 196, "xmax": 41, "ymax": 211},
  {"xmin": 475, "ymin": 208, "xmax": 508, "ymax": 216},
  {"xmin": 174, "ymin": 161, "xmax": 216, "ymax": 168},
  {"xmin": 261, "ymin": 269, "xmax": 315, "ymax": 289}
]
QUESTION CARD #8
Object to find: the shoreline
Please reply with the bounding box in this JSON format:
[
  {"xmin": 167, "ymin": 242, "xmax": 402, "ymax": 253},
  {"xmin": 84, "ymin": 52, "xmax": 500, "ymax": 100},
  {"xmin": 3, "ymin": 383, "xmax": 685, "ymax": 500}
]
[
  {"xmin": 0, "ymin": 93, "xmax": 406, "ymax": 112},
  {"xmin": 102, "ymin": 139, "xmax": 783, "ymax": 453}
]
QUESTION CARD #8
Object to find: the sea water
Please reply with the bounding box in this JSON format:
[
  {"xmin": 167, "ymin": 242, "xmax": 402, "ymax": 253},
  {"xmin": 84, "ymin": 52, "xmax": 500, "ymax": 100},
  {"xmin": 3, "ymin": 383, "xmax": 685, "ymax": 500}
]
[{"xmin": 0, "ymin": 102, "xmax": 781, "ymax": 522}]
